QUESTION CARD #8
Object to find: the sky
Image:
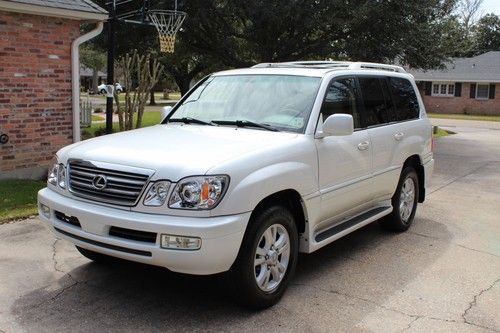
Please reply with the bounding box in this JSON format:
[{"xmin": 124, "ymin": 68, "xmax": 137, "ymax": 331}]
[{"xmin": 481, "ymin": 0, "xmax": 500, "ymax": 15}]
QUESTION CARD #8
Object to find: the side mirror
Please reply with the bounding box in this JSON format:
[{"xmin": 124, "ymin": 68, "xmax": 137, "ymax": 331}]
[
  {"xmin": 318, "ymin": 114, "xmax": 354, "ymax": 137},
  {"xmin": 160, "ymin": 106, "xmax": 172, "ymax": 123}
]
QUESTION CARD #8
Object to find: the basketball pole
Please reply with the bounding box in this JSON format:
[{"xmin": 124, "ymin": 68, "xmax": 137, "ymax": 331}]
[{"xmin": 105, "ymin": 0, "xmax": 116, "ymax": 135}]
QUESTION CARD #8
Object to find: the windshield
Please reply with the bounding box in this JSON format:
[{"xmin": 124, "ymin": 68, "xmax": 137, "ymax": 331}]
[{"xmin": 167, "ymin": 74, "xmax": 322, "ymax": 133}]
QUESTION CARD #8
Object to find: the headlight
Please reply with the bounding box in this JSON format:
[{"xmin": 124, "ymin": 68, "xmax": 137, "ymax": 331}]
[
  {"xmin": 57, "ymin": 164, "xmax": 66, "ymax": 189},
  {"xmin": 47, "ymin": 157, "xmax": 66, "ymax": 189},
  {"xmin": 47, "ymin": 157, "xmax": 59, "ymax": 186},
  {"xmin": 143, "ymin": 181, "xmax": 171, "ymax": 206},
  {"xmin": 169, "ymin": 175, "xmax": 229, "ymax": 210}
]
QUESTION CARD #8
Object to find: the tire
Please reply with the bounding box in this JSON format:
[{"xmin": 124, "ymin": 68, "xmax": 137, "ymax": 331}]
[
  {"xmin": 100, "ymin": 89, "xmax": 106, "ymax": 94},
  {"xmin": 380, "ymin": 167, "xmax": 419, "ymax": 232},
  {"xmin": 75, "ymin": 246, "xmax": 118, "ymax": 264},
  {"xmin": 116, "ymin": 89, "xmax": 122, "ymax": 94},
  {"xmin": 230, "ymin": 205, "xmax": 298, "ymax": 309}
]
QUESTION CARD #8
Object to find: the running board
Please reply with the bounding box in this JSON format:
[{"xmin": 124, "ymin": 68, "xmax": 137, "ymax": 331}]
[{"xmin": 315, "ymin": 206, "xmax": 392, "ymax": 243}]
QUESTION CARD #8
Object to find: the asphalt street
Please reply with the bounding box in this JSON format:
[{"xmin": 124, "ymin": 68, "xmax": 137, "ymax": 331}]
[{"xmin": 1, "ymin": 118, "xmax": 499, "ymax": 332}]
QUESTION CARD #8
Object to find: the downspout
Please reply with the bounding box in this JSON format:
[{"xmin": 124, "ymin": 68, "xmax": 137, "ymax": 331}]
[{"xmin": 71, "ymin": 22, "xmax": 104, "ymax": 142}]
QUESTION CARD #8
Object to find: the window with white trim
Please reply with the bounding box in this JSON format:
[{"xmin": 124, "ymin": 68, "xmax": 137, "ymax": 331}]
[
  {"xmin": 431, "ymin": 82, "xmax": 455, "ymax": 97},
  {"xmin": 476, "ymin": 84, "xmax": 489, "ymax": 99}
]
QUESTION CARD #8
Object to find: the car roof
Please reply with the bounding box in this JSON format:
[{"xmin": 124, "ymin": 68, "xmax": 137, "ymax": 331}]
[{"xmin": 213, "ymin": 61, "xmax": 413, "ymax": 79}]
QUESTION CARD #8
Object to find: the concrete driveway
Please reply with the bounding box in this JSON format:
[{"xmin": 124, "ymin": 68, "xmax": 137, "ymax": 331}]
[{"xmin": 1, "ymin": 119, "xmax": 499, "ymax": 332}]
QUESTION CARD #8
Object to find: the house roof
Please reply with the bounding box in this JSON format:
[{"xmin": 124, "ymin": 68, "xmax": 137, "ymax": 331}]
[
  {"xmin": 409, "ymin": 51, "xmax": 500, "ymax": 83},
  {"xmin": 0, "ymin": 0, "xmax": 108, "ymax": 20},
  {"xmin": 80, "ymin": 67, "xmax": 106, "ymax": 78}
]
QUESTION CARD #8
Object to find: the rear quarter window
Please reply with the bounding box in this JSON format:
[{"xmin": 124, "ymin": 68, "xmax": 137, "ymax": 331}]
[{"xmin": 388, "ymin": 77, "xmax": 420, "ymax": 121}]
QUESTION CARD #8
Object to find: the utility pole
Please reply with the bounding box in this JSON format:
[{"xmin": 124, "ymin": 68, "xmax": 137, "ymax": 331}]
[{"xmin": 105, "ymin": 0, "xmax": 116, "ymax": 134}]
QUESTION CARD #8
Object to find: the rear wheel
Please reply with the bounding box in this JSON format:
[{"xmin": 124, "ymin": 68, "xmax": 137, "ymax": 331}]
[
  {"xmin": 100, "ymin": 89, "xmax": 106, "ymax": 94},
  {"xmin": 230, "ymin": 205, "xmax": 298, "ymax": 309},
  {"xmin": 76, "ymin": 246, "xmax": 118, "ymax": 264},
  {"xmin": 380, "ymin": 167, "xmax": 419, "ymax": 232}
]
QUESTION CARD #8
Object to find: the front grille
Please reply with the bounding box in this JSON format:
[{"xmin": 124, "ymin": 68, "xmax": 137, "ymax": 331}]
[
  {"xmin": 109, "ymin": 226, "xmax": 157, "ymax": 244},
  {"xmin": 68, "ymin": 160, "xmax": 150, "ymax": 206}
]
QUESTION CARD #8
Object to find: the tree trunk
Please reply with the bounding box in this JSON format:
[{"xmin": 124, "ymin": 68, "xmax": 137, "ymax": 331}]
[
  {"xmin": 174, "ymin": 76, "xmax": 192, "ymax": 96},
  {"xmin": 92, "ymin": 69, "xmax": 99, "ymax": 94},
  {"xmin": 149, "ymin": 58, "xmax": 156, "ymax": 105},
  {"xmin": 149, "ymin": 90, "xmax": 156, "ymax": 105}
]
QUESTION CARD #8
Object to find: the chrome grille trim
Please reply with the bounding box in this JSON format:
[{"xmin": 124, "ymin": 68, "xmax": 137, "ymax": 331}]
[{"xmin": 67, "ymin": 160, "xmax": 154, "ymax": 206}]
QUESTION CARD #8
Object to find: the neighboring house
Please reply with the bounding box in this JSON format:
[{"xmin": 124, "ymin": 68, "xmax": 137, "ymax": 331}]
[
  {"xmin": 0, "ymin": 0, "xmax": 107, "ymax": 179},
  {"xmin": 80, "ymin": 66, "xmax": 106, "ymax": 92},
  {"xmin": 409, "ymin": 51, "xmax": 500, "ymax": 115}
]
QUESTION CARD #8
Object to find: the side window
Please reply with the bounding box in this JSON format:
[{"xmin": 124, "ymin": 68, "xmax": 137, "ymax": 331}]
[
  {"xmin": 388, "ymin": 77, "xmax": 419, "ymax": 121},
  {"xmin": 320, "ymin": 77, "xmax": 360, "ymax": 128},
  {"xmin": 358, "ymin": 77, "xmax": 394, "ymax": 127}
]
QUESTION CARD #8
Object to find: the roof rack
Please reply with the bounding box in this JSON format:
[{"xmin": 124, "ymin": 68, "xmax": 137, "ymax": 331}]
[{"xmin": 252, "ymin": 61, "xmax": 406, "ymax": 73}]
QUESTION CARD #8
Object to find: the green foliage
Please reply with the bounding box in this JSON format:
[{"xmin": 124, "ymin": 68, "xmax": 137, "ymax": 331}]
[
  {"xmin": 471, "ymin": 14, "xmax": 500, "ymax": 55},
  {"xmin": 80, "ymin": 45, "xmax": 106, "ymax": 71},
  {"xmin": 89, "ymin": 0, "xmax": 466, "ymax": 92}
]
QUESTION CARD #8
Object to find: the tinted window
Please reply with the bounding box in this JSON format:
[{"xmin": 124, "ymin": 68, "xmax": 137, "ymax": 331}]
[
  {"xmin": 358, "ymin": 77, "xmax": 394, "ymax": 127},
  {"xmin": 320, "ymin": 77, "xmax": 360, "ymax": 128},
  {"xmin": 388, "ymin": 77, "xmax": 419, "ymax": 121}
]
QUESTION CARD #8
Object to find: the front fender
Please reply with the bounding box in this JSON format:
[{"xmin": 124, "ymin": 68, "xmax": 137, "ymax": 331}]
[{"xmin": 211, "ymin": 161, "xmax": 317, "ymax": 216}]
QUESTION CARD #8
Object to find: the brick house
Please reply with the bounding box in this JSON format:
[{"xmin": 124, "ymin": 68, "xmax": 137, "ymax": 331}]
[
  {"xmin": 0, "ymin": 0, "xmax": 107, "ymax": 179},
  {"xmin": 409, "ymin": 51, "xmax": 500, "ymax": 115}
]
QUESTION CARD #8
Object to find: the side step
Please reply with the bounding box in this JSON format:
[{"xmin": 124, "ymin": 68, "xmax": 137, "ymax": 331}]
[{"xmin": 315, "ymin": 206, "xmax": 392, "ymax": 242}]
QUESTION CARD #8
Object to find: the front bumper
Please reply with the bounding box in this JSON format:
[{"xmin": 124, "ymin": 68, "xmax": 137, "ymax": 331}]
[{"xmin": 38, "ymin": 188, "xmax": 250, "ymax": 275}]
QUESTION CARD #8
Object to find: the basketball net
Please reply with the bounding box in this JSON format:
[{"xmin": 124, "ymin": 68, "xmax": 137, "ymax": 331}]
[{"xmin": 148, "ymin": 10, "xmax": 187, "ymax": 53}]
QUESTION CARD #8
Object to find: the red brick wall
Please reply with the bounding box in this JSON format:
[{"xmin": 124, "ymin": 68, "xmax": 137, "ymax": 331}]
[
  {"xmin": 0, "ymin": 11, "xmax": 80, "ymax": 178},
  {"xmin": 418, "ymin": 83, "xmax": 500, "ymax": 115}
]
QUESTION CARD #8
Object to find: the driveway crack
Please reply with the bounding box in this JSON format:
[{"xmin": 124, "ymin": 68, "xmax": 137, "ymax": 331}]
[
  {"xmin": 461, "ymin": 278, "xmax": 500, "ymax": 332},
  {"xmin": 51, "ymin": 239, "xmax": 76, "ymax": 282},
  {"xmin": 428, "ymin": 161, "xmax": 497, "ymax": 196},
  {"xmin": 408, "ymin": 231, "xmax": 500, "ymax": 258}
]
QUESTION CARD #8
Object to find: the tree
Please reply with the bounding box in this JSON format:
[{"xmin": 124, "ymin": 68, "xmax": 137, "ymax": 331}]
[
  {"xmin": 114, "ymin": 51, "xmax": 164, "ymax": 131},
  {"xmin": 80, "ymin": 46, "xmax": 106, "ymax": 93},
  {"xmin": 458, "ymin": 0, "xmax": 484, "ymax": 33},
  {"xmin": 471, "ymin": 14, "xmax": 500, "ymax": 55},
  {"xmin": 88, "ymin": 0, "xmax": 464, "ymax": 91}
]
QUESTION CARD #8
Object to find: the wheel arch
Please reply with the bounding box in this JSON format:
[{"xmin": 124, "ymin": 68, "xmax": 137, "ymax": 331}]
[
  {"xmin": 249, "ymin": 189, "xmax": 307, "ymax": 235},
  {"xmin": 403, "ymin": 154, "xmax": 425, "ymax": 203}
]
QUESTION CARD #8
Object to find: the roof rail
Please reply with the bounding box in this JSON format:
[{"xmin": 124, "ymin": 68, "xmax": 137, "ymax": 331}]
[
  {"xmin": 251, "ymin": 61, "xmax": 406, "ymax": 73},
  {"xmin": 348, "ymin": 62, "xmax": 406, "ymax": 73}
]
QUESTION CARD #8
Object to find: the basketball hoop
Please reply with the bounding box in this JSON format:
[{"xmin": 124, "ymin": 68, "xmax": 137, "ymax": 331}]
[{"xmin": 148, "ymin": 10, "xmax": 187, "ymax": 53}]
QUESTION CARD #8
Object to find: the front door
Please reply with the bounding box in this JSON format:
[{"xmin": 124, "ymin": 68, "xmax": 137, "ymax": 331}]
[{"xmin": 315, "ymin": 77, "xmax": 373, "ymax": 225}]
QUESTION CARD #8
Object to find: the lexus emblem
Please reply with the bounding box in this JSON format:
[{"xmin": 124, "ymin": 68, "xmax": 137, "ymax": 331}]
[{"xmin": 92, "ymin": 174, "xmax": 107, "ymax": 190}]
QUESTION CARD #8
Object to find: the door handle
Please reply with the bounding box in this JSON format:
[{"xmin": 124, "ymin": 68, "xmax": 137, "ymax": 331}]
[
  {"xmin": 394, "ymin": 132, "xmax": 405, "ymax": 141},
  {"xmin": 357, "ymin": 141, "xmax": 370, "ymax": 151}
]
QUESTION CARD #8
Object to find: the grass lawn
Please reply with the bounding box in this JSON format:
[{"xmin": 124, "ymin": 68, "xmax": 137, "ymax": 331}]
[
  {"xmin": 83, "ymin": 111, "xmax": 161, "ymax": 138},
  {"xmin": 428, "ymin": 113, "xmax": 500, "ymax": 122},
  {"xmin": 433, "ymin": 127, "xmax": 452, "ymax": 139},
  {"xmin": 91, "ymin": 114, "xmax": 104, "ymax": 121},
  {"xmin": 0, "ymin": 179, "xmax": 46, "ymax": 224}
]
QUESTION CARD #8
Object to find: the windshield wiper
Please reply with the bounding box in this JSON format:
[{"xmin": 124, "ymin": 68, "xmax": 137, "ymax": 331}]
[
  {"xmin": 168, "ymin": 117, "xmax": 216, "ymax": 126},
  {"xmin": 212, "ymin": 120, "xmax": 280, "ymax": 132}
]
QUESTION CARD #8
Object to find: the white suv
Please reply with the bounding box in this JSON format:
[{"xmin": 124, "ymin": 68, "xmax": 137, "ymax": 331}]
[{"xmin": 38, "ymin": 61, "xmax": 434, "ymax": 308}]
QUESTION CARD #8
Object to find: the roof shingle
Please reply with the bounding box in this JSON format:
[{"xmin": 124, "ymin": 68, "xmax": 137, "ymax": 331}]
[{"xmin": 409, "ymin": 51, "xmax": 500, "ymax": 82}]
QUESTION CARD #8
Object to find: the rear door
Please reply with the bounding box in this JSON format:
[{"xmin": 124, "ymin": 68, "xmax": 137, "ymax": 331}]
[
  {"xmin": 315, "ymin": 77, "xmax": 373, "ymax": 224},
  {"xmin": 358, "ymin": 76, "xmax": 419, "ymax": 201}
]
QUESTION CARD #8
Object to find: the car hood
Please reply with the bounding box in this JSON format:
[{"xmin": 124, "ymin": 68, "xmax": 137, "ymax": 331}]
[{"xmin": 58, "ymin": 124, "xmax": 299, "ymax": 181}]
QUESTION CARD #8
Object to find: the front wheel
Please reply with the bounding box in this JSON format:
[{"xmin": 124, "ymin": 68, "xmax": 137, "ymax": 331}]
[
  {"xmin": 100, "ymin": 89, "xmax": 106, "ymax": 94},
  {"xmin": 380, "ymin": 167, "xmax": 419, "ymax": 232},
  {"xmin": 230, "ymin": 205, "xmax": 298, "ymax": 309}
]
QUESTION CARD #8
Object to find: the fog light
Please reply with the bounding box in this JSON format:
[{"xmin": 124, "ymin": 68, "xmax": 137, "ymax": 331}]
[
  {"xmin": 40, "ymin": 204, "xmax": 50, "ymax": 218},
  {"xmin": 160, "ymin": 234, "xmax": 201, "ymax": 250}
]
